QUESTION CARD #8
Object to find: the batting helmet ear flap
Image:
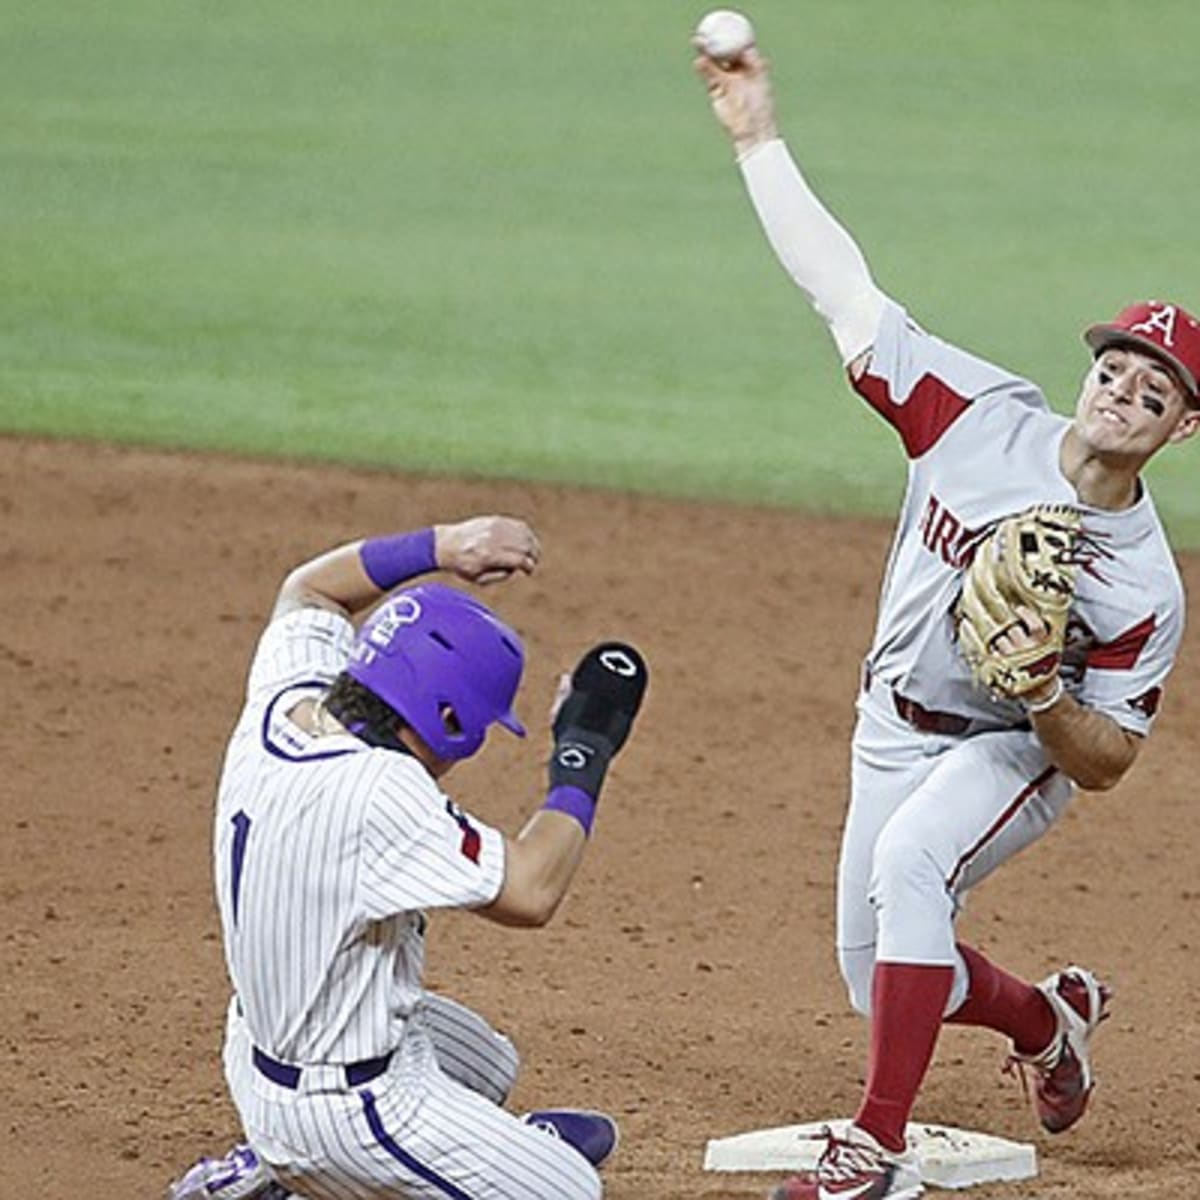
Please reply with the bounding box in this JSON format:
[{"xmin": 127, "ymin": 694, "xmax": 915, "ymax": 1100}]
[
  {"xmin": 346, "ymin": 584, "xmax": 525, "ymax": 761},
  {"xmin": 437, "ymin": 703, "xmax": 464, "ymax": 737}
]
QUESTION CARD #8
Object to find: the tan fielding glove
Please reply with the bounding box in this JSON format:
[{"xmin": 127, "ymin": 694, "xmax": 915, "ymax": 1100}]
[{"xmin": 954, "ymin": 505, "xmax": 1081, "ymax": 699}]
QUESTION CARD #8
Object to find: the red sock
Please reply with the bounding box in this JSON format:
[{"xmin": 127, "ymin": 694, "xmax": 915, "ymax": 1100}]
[
  {"xmin": 944, "ymin": 943, "xmax": 1055, "ymax": 1056},
  {"xmin": 854, "ymin": 962, "xmax": 954, "ymax": 1154}
]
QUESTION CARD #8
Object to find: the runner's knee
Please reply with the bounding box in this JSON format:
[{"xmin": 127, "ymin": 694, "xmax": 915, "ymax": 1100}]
[
  {"xmin": 476, "ymin": 1012, "xmax": 521, "ymax": 1098},
  {"xmin": 422, "ymin": 993, "xmax": 521, "ymax": 1104}
]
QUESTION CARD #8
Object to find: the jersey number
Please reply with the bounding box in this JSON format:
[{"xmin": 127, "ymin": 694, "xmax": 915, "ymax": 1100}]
[
  {"xmin": 230, "ymin": 810, "xmax": 252, "ymax": 927},
  {"xmin": 444, "ymin": 799, "xmax": 481, "ymax": 865}
]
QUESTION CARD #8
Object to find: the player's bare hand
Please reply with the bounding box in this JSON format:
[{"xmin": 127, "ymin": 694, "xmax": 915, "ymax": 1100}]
[
  {"xmin": 994, "ymin": 605, "xmax": 1051, "ymax": 655},
  {"xmin": 548, "ymin": 671, "xmax": 572, "ymax": 725},
  {"xmin": 434, "ymin": 516, "xmax": 541, "ymax": 585},
  {"xmin": 693, "ymin": 46, "xmax": 778, "ymax": 157}
]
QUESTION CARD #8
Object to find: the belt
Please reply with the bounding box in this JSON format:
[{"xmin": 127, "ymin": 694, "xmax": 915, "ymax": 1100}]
[
  {"xmin": 253, "ymin": 1045, "xmax": 393, "ymax": 1090},
  {"xmin": 862, "ymin": 662, "xmax": 972, "ymax": 736},
  {"xmin": 862, "ymin": 663, "xmax": 1029, "ymax": 737},
  {"xmin": 890, "ymin": 691, "xmax": 972, "ymax": 736}
]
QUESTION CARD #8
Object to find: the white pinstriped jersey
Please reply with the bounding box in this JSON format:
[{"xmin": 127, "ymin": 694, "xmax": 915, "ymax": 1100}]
[
  {"xmin": 213, "ymin": 606, "xmax": 506, "ymax": 1066},
  {"xmin": 854, "ymin": 300, "xmax": 1184, "ymax": 735}
]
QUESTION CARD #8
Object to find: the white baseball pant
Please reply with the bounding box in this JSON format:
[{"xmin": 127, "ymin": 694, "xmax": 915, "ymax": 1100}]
[
  {"xmin": 837, "ymin": 678, "xmax": 1074, "ymax": 1016},
  {"xmin": 223, "ymin": 995, "xmax": 602, "ymax": 1200}
]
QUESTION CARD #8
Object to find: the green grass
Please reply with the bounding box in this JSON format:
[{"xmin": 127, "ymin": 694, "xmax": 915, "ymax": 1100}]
[{"xmin": 4, "ymin": 1, "xmax": 1200, "ymax": 537}]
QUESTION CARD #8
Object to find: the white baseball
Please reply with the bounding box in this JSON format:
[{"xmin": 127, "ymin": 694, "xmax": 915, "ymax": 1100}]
[{"xmin": 694, "ymin": 9, "xmax": 756, "ymax": 63}]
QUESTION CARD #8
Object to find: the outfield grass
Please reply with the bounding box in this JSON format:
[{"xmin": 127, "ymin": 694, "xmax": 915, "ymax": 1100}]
[{"xmin": 4, "ymin": 1, "xmax": 1200, "ymax": 538}]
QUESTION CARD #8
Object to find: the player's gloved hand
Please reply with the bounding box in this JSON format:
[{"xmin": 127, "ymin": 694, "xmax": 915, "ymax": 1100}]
[
  {"xmin": 954, "ymin": 504, "xmax": 1081, "ymax": 700},
  {"xmin": 548, "ymin": 642, "xmax": 649, "ymax": 800}
]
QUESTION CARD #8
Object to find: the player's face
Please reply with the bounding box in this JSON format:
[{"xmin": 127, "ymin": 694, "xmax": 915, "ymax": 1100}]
[{"xmin": 1073, "ymin": 347, "xmax": 1200, "ymax": 460}]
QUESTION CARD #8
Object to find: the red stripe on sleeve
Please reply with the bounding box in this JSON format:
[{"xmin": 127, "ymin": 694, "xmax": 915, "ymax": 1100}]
[
  {"xmin": 1086, "ymin": 614, "xmax": 1157, "ymax": 670},
  {"xmin": 853, "ymin": 370, "xmax": 971, "ymax": 458}
]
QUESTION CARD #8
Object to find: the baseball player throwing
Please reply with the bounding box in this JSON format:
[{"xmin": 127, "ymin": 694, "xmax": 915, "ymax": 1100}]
[
  {"xmin": 695, "ymin": 32, "xmax": 1200, "ymax": 1200},
  {"xmin": 166, "ymin": 514, "xmax": 648, "ymax": 1200}
]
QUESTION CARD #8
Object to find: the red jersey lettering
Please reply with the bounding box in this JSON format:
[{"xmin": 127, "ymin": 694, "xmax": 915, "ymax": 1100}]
[{"xmin": 919, "ymin": 494, "xmax": 980, "ymax": 568}]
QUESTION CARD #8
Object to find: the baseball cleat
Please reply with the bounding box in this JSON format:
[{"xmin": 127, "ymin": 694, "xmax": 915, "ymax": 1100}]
[
  {"xmin": 767, "ymin": 1124, "xmax": 924, "ymax": 1200},
  {"xmin": 1009, "ymin": 964, "xmax": 1112, "ymax": 1134},
  {"xmin": 521, "ymin": 1107, "xmax": 620, "ymax": 1169},
  {"xmin": 166, "ymin": 1142, "xmax": 288, "ymax": 1200}
]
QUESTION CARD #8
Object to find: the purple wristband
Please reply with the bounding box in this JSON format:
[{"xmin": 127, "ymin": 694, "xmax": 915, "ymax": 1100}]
[
  {"xmin": 359, "ymin": 528, "xmax": 437, "ymax": 590},
  {"xmin": 543, "ymin": 785, "xmax": 597, "ymax": 837}
]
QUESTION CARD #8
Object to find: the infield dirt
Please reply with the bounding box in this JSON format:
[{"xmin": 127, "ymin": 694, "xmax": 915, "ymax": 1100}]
[{"xmin": 3, "ymin": 437, "xmax": 1197, "ymax": 1198}]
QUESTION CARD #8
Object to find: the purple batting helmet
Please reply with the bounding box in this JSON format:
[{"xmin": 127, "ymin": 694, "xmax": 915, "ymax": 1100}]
[{"xmin": 345, "ymin": 583, "xmax": 526, "ymax": 761}]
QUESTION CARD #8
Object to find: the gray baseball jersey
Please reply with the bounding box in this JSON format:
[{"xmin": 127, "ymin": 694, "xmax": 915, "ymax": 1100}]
[
  {"xmin": 834, "ymin": 301, "xmax": 1186, "ymax": 1009},
  {"xmin": 856, "ymin": 299, "xmax": 1183, "ymax": 735}
]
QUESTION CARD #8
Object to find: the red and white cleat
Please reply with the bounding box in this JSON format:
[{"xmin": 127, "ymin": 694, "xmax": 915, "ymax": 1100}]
[
  {"xmin": 1010, "ymin": 965, "xmax": 1112, "ymax": 1134},
  {"xmin": 767, "ymin": 1124, "xmax": 924, "ymax": 1200}
]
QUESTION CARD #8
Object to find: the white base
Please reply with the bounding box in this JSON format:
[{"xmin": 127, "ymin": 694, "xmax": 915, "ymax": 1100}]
[{"xmin": 703, "ymin": 1119, "xmax": 1037, "ymax": 1190}]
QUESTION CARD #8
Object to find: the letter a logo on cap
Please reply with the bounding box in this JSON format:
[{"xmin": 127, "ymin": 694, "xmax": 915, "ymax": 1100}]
[{"xmin": 1130, "ymin": 303, "xmax": 1178, "ymax": 349}]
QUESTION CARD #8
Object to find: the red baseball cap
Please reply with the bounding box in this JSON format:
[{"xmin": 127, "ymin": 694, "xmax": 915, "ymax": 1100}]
[{"xmin": 1084, "ymin": 301, "xmax": 1200, "ymax": 402}]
